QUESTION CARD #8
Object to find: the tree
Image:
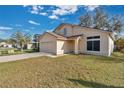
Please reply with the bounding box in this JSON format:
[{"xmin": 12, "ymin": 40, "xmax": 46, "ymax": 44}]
[
  {"xmin": 79, "ymin": 7, "xmax": 124, "ymax": 34},
  {"xmin": 79, "ymin": 12, "xmax": 93, "ymax": 27},
  {"xmin": 11, "ymin": 31, "xmax": 32, "ymax": 51},
  {"xmin": 111, "ymin": 16, "xmax": 123, "ymax": 33},
  {"xmin": 8, "ymin": 38, "xmax": 17, "ymax": 47},
  {"xmin": 115, "ymin": 37, "xmax": 124, "ymax": 52},
  {"xmin": 0, "ymin": 38, "xmax": 4, "ymax": 42},
  {"xmin": 33, "ymin": 34, "xmax": 40, "ymax": 42},
  {"xmin": 33, "ymin": 34, "xmax": 41, "ymax": 51},
  {"xmin": 94, "ymin": 8, "xmax": 109, "ymax": 30}
]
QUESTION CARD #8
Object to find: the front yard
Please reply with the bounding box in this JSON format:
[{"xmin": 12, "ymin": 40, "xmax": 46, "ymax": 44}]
[{"xmin": 0, "ymin": 52, "xmax": 124, "ymax": 88}]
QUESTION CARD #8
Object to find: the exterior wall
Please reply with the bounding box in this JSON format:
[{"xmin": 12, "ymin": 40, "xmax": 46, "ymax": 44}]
[
  {"xmin": 40, "ymin": 25, "xmax": 114, "ymax": 56},
  {"xmin": 78, "ymin": 38, "xmax": 84, "ymax": 53},
  {"xmin": 39, "ymin": 33, "xmax": 57, "ymax": 54},
  {"xmin": 27, "ymin": 44, "xmax": 33, "ymax": 49},
  {"xmin": 27, "ymin": 43, "xmax": 35, "ymax": 49},
  {"xmin": 56, "ymin": 40, "xmax": 74, "ymax": 55},
  {"xmin": 54, "ymin": 25, "xmax": 73, "ymax": 37},
  {"xmin": 73, "ymin": 27, "xmax": 112, "ymax": 56},
  {"xmin": 108, "ymin": 35, "xmax": 114, "ymax": 56}
]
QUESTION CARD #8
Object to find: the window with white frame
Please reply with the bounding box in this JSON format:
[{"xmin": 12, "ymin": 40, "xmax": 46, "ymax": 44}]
[{"xmin": 87, "ymin": 36, "xmax": 100, "ymax": 51}]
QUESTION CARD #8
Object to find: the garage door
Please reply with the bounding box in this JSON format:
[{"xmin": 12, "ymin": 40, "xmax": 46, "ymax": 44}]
[{"xmin": 40, "ymin": 42, "xmax": 56, "ymax": 54}]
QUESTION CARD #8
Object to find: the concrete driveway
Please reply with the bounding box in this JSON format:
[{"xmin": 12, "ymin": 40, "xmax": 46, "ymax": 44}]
[{"xmin": 0, "ymin": 52, "xmax": 57, "ymax": 63}]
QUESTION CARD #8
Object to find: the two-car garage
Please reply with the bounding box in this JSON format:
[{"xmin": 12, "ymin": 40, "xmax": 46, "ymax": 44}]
[
  {"xmin": 39, "ymin": 32, "xmax": 67, "ymax": 55},
  {"xmin": 39, "ymin": 32, "xmax": 57, "ymax": 54},
  {"xmin": 40, "ymin": 41, "xmax": 56, "ymax": 54}
]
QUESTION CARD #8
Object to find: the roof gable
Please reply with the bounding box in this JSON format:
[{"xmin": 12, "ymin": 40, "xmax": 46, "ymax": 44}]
[
  {"xmin": 40, "ymin": 32, "xmax": 67, "ymax": 41},
  {"xmin": 54, "ymin": 23, "xmax": 113, "ymax": 34},
  {"xmin": 53, "ymin": 23, "xmax": 114, "ymax": 41}
]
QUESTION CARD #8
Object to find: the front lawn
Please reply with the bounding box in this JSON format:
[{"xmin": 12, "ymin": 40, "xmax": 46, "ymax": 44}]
[{"xmin": 0, "ymin": 53, "xmax": 123, "ymax": 88}]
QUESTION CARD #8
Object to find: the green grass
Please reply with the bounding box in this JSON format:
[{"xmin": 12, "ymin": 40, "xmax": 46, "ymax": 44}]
[
  {"xmin": 0, "ymin": 52, "xmax": 123, "ymax": 88},
  {"xmin": 112, "ymin": 52, "xmax": 124, "ymax": 57}
]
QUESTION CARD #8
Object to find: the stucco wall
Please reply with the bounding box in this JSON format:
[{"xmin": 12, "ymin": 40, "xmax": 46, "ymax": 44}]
[
  {"xmin": 56, "ymin": 40, "xmax": 74, "ymax": 55},
  {"xmin": 39, "ymin": 33, "xmax": 57, "ymax": 54},
  {"xmin": 54, "ymin": 25, "xmax": 73, "ymax": 37},
  {"xmin": 108, "ymin": 35, "xmax": 114, "ymax": 56},
  {"xmin": 40, "ymin": 25, "xmax": 114, "ymax": 56},
  {"xmin": 54, "ymin": 25, "xmax": 114, "ymax": 56},
  {"xmin": 72, "ymin": 27, "xmax": 113, "ymax": 56},
  {"xmin": 74, "ymin": 29, "xmax": 110, "ymax": 56}
]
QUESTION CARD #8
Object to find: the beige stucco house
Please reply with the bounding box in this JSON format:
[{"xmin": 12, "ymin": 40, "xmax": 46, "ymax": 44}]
[{"xmin": 39, "ymin": 23, "xmax": 115, "ymax": 56}]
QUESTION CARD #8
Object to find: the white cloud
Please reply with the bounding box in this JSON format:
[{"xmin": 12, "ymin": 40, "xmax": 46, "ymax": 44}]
[
  {"xmin": 24, "ymin": 5, "xmax": 80, "ymax": 20},
  {"xmin": 46, "ymin": 29, "xmax": 53, "ymax": 32},
  {"xmin": 28, "ymin": 20, "xmax": 40, "ymax": 25},
  {"xmin": 31, "ymin": 10, "xmax": 38, "ymax": 14},
  {"xmin": 52, "ymin": 8, "xmax": 68, "ymax": 16},
  {"xmin": 32, "ymin": 6, "xmax": 39, "ymax": 11},
  {"xmin": 49, "ymin": 15, "xmax": 58, "ymax": 20},
  {"xmin": 30, "ymin": 5, "xmax": 44, "ymax": 15},
  {"xmin": 54, "ymin": 5, "xmax": 78, "ymax": 15},
  {"xmin": 0, "ymin": 26, "xmax": 13, "ymax": 30},
  {"xmin": 84, "ymin": 5, "xmax": 99, "ymax": 11},
  {"xmin": 39, "ymin": 12, "xmax": 47, "ymax": 16},
  {"xmin": 38, "ymin": 6, "xmax": 44, "ymax": 10},
  {"xmin": 49, "ymin": 5, "xmax": 79, "ymax": 19}
]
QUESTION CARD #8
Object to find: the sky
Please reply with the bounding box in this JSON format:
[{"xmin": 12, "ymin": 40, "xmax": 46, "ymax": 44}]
[{"xmin": 0, "ymin": 5, "xmax": 124, "ymax": 39}]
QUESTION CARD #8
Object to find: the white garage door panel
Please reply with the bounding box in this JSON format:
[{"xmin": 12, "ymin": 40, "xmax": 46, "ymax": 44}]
[{"xmin": 40, "ymin": 42, "xmax": 56, "ymax": 54}]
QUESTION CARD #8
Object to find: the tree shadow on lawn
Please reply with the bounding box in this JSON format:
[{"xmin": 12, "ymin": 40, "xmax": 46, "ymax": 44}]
[
  {"xmin": 68, "ymin": 79, "xmax": 124, "ymax": 88},
  {"xmin": 95, "ymin": 56, "xmax": 124, "ymax": 63}
]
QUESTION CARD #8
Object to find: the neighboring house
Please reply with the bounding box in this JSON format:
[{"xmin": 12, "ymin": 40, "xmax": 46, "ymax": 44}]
[
  {"xmin": 26, "ymin": 42, "xmax": 36, "ymax": 49},
  {"xmin": 39, "ymin": 23, "xmax": 115, "ymax": 56},
  {"xmin": 0, "ymin": 42, "xmax": 12, "ymax": 48}
]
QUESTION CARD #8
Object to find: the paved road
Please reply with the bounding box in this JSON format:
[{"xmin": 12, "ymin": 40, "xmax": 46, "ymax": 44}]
[{"xmin": 0, "ymin": 52, "xmax": 57, "ymax": 63}]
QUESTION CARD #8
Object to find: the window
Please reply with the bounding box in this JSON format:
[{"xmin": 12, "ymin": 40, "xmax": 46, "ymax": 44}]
[
  {"xmin": 87, "ymin": 36, "xmax": 100, "ymax": 39},
  {"xmin": 93, "ymin": 40, "xmax": 100, "ymax": 51},
  {"xmin": 87, "ymin": 41, "xmax": 92, "ymax": 50},
  {"xmin": 61, "ymin": 28, "xmax": 67, "ymax": 36},
  {"xmin": 87, "ymin": 36, "xmax": 100, "ymax": 51},
  {"xmin": 87, "ymin": 40, "xmax": 100, "ymax": 51},
  {"xmin": 63, "ymin": 28, "xmax": 67, "ymax": 35}
]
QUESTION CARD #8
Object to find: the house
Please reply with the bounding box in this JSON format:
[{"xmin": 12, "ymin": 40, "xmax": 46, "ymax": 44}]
[
  {"xmin": 26, "ymin": 42, "xmax": 36, "ymax": 49},
  {"xmin": 0, "ymin": 42, "xmax": 12, "ymax": 48},
  {"xmin": 39, "ymin": 23, "xmax": 115, "ymax": 56}
]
